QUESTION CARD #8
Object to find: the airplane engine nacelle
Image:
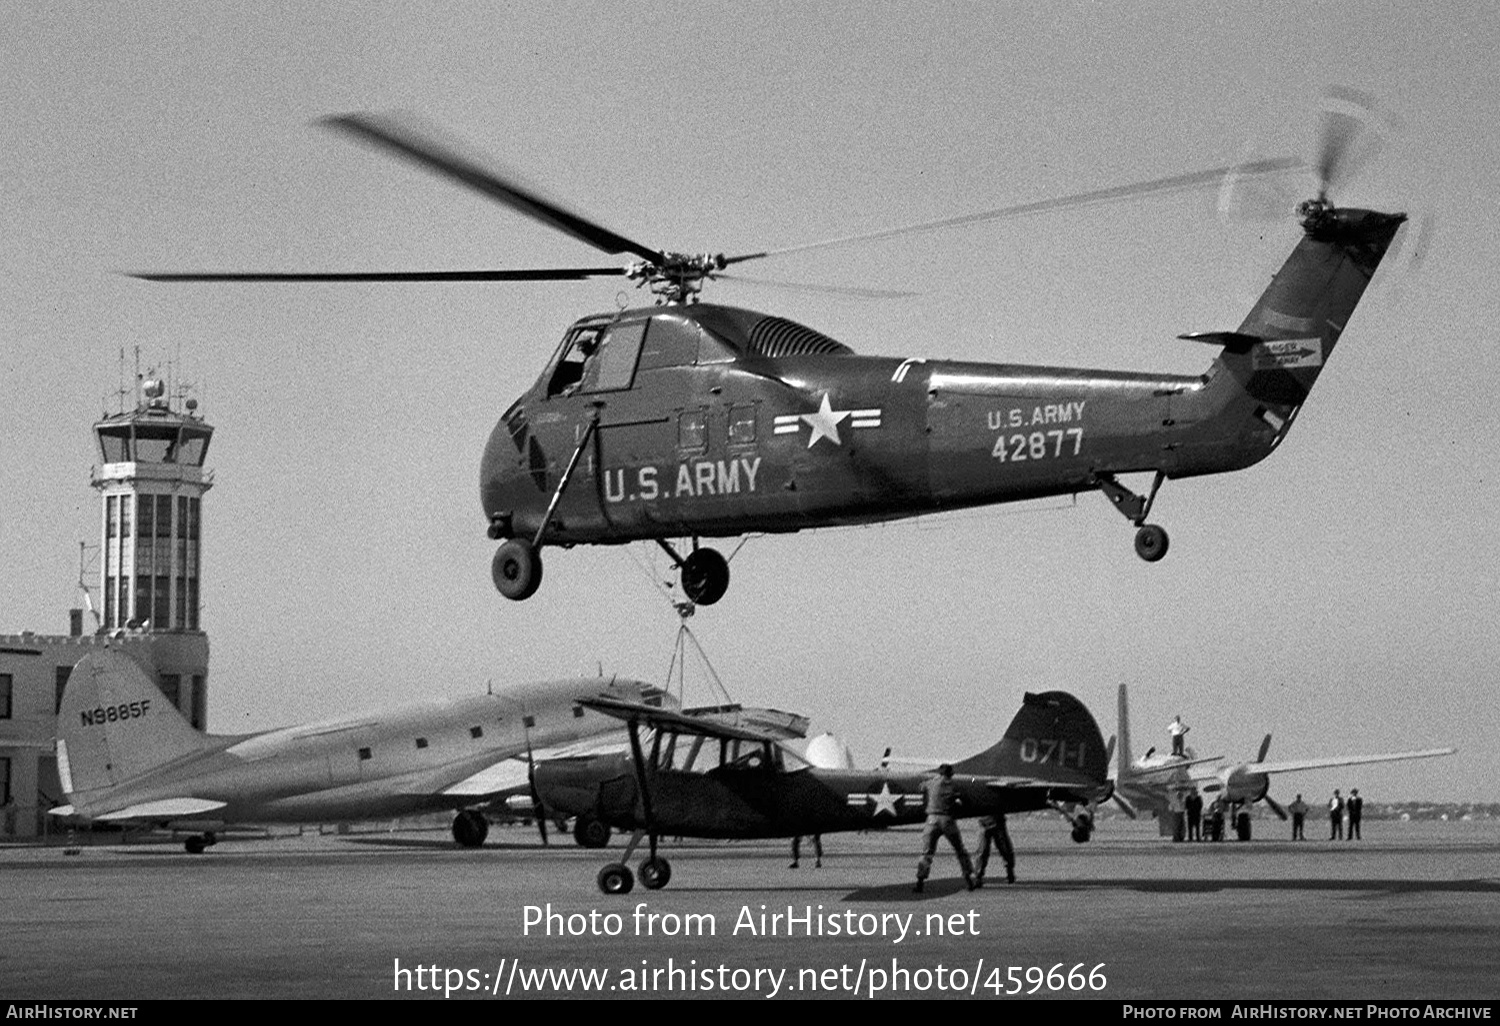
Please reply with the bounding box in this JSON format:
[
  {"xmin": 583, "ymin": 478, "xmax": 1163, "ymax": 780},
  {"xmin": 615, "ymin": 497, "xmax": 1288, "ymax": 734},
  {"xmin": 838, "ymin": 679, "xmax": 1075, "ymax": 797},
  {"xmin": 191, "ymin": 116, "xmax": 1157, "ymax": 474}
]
[{"xmin": 1220, "ymin": 767, "xmax": 1270, "ymax": 805}]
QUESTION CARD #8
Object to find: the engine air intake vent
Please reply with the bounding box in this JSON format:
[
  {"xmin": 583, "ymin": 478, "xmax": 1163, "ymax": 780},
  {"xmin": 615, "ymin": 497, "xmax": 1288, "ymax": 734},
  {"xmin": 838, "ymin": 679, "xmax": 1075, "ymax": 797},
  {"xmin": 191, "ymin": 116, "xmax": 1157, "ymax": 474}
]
[{"xmin": 746, "ymin": 316, "xmax": 853, "ymax": 358}]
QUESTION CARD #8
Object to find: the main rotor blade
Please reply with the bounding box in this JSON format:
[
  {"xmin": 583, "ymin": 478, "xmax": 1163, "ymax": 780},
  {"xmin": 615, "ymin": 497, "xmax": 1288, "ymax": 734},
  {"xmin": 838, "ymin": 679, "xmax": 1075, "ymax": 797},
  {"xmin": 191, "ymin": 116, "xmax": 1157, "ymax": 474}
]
[
  {"xmin": 131, "ymin": 267, "xmax": 628, "ymax": 282},
  {"xmin": 322, "ymin": 112, "xmax": 667, "ymax": 265},
  {"xmin": 722, "ymin": 157, "xmax": 1305, "ymax": 266},
  {"xmin": 714, "ymin": 272, "xmax": 918, "ymax": 300}
]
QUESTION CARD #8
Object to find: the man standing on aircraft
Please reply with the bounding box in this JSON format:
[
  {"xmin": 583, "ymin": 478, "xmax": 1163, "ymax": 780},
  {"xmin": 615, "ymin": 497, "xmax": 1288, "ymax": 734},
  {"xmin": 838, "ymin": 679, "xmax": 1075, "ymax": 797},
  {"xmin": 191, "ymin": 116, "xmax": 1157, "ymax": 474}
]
[
  {"xmin": 974, "ymin": 814, "xmax": 1015, "ymax": 886},
  {"xmin": 1168, "ymin": 715, "xmax": 1190, "ymax": 757},
  {"xmin": 1289, "ymin": 794, "xmax": 1310, "ymax": 840},
  {"xmin": 1346, "ymin": 789, "xmax": 1363, "ymax": 840},
  {"xmin": 914, "ymin": 764, "xmax": 975, "ymax": 893},
  {"xmin": 1329, "ymin": 789, "xmax": 1345, "ymax": 840}
]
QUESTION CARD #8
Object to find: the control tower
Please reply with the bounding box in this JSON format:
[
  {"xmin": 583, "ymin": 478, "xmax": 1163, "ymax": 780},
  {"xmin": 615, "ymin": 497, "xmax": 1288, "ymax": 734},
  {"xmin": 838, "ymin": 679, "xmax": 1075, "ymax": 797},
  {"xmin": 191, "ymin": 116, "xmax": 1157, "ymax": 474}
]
[{"xmin": 92, "ymin": 378, "xmax": 213, "ymax": 632}]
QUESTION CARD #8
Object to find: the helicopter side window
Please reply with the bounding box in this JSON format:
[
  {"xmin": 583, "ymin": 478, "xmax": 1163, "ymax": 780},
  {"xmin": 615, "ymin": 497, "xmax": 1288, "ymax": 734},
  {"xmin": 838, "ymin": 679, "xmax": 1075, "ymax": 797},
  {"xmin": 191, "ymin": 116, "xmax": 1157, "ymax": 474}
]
[
  {"xmin": 581, "ymin": 321, "xmax": 647, "ymax": 393},
  {"xmin": 678, "ymin": 409, "xmax": 707, "ymax": 451},
  {"xmin": 728, "ymin": 404, "xmax": 758, "ymax": 446},
  {"xmin": 546, "ymin": 326, "xmax": 603, "ymax": 397}
]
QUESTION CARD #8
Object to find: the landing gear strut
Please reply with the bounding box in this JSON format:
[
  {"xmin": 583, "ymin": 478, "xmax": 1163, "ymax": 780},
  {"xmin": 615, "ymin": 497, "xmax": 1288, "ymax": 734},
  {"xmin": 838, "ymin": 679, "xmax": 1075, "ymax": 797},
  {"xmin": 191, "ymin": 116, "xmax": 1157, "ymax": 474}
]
[
  {"xmin": 1096, "ymin": 471, "xmax": 1170, "ymax": 563},
  {"xmin": 656, "ymin": 540, "xmax": 730, "ymax": 606}
]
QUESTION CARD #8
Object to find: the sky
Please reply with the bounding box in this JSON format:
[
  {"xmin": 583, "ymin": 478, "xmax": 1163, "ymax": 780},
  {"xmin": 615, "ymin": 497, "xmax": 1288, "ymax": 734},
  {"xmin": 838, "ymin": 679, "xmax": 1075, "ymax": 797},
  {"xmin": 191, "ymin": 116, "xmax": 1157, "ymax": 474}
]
[{"xmin": 3, "ymin": 1, "xmax": 1496, "ymax": 804}]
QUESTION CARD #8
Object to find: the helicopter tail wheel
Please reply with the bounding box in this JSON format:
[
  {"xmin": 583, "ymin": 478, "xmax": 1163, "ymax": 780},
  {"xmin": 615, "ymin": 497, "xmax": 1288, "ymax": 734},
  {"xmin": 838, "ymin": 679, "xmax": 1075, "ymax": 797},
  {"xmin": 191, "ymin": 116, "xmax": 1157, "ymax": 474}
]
[
  {"xmin": 1133, "ymin": 524, "xmax": 1170, "ymax": 563},
  {"xmin": 491, "ymin": 538, "xmax": 543, "ymax": 601},
  {"xmin": 597, "ymin": 862, "xmax": 635, "ymax": 895},
  {"xmin": 680, "ymin": 548, "xmax": 729, "ymax": 605},
  {"xmin": 639, "ymin": 856, "xmax": 672, "ymax": 890}
]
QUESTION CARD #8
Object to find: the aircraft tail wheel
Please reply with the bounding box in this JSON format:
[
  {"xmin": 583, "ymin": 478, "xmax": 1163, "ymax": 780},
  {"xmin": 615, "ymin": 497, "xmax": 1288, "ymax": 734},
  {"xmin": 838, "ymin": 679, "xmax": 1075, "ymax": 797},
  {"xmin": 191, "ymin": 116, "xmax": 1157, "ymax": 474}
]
[
  {"xmin": 492, "ymin": 539, "xmax": 543, "ymax": 601},
  {"xmin": 639, "ymin": 856, "xmax": 672, "ymax": 890},
  {"xmin": 452, "ymin": 810, "xmax": 489, "ymax": 847},
  {"xmin": 598, "ymin": 862, "xmax": 635, "ymax": 895},
  {"xmin": 185, "ymin": 836, "xmax": 207, "ymax": 854},
  {"xmin": 1071, "ymin": 825, "xmax": 1091, "ymax": 844},
  {"xmin": 680, "ymin": 548, "xmax": 729, "ymax": 605},
  {"xmin": 573, "ymin": 815, "xmax": 611, "ymax": 849},
  {"xmin": 1133, "ymin": 524, "xmax": 1170, "ymax": 563}
]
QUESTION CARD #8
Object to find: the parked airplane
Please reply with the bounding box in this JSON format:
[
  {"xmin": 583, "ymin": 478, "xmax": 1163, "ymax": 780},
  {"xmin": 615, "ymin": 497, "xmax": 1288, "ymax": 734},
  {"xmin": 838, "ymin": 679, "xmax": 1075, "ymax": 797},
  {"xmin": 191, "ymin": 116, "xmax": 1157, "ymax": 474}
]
[
  {"xmin": 52, "ymin": 648, "xmax": 674, "ymax": 852},
  {"xmin": 532, "ymin": 689, "xmax": 1112, "ymax": 893},
  {"xmin": 1111, "ymin": 683, "xmax": 1456, "ymax": 837}
]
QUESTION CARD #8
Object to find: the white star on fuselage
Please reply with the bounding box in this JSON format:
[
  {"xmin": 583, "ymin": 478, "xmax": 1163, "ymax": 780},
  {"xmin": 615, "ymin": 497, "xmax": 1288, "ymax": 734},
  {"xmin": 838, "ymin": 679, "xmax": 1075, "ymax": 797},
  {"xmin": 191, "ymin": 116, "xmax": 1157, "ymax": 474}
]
[
  {"xmin": 800, "ymin": 393, "xmax": 850, "ymax": 448},
  {"xmin": 869, "ymin": 783, "xmax": 901, "ymax": 817}
]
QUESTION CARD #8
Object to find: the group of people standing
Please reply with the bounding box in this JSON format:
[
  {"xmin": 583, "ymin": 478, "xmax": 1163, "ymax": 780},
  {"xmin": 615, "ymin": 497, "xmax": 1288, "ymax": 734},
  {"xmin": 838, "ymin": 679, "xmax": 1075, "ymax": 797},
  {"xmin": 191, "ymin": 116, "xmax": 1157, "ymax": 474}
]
[{"xmin": 1287, "ymin": 789, "xmax": 1364, "ymax": 839}]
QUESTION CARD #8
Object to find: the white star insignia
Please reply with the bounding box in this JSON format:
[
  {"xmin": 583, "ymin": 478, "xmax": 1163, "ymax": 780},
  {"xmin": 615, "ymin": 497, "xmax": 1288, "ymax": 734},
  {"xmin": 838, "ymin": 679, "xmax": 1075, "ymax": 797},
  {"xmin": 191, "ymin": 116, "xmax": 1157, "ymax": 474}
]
[
  {"xmin": 800, "ymin": 393, "xmax": 850, "ymax": 448},
  {"xmin": 869, "ymin": 783, "xmax": 901, "ymax": 818}
]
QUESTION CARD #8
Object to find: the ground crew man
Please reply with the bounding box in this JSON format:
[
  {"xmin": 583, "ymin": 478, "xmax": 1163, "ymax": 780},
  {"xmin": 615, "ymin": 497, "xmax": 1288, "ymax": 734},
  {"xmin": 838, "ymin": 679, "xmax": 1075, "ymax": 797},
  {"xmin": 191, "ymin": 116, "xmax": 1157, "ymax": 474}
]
[
  {"xmin": 1289, "ymin": 794, "xmax": 1310, "ymax": 840},
  {"xmin": 974, "ymin": 814, "xmax": 1015, "ymax": 886},
  {"xmin": 1329, "ymin": 789, "xmax": 1345, "ymax": 840},
  {"xmin": 914, "ymin": 764, "xmax": 975, "ymax": 892},
  {"xmin": 1346, "ymin": 789, "xmax": 1363, "ymax": 840}
]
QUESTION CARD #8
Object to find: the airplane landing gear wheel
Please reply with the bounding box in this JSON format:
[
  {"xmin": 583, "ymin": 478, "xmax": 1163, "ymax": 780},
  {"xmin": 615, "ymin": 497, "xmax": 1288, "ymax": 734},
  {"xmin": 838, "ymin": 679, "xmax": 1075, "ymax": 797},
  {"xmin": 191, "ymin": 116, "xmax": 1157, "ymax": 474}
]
[
  {"xmin": 452, "ymin": 810, "xmax": 490, "ymax": 847},
  {"xmin": 680, "ymin": 548, "xmax": 729, "ymax": 605},
  {"xmin": 492, "ymin": 539, "xmax": 543, "ymax": 601},
  {"xmin": 573, "ymin": 815, "xmax": 610, "ymax": 849},
  {"xmin": 184, "ymin": 834, "xmax": 214, "ymax": 854},
  {"xmin": 1133, "ymin": 524, "xmax": 1169, "ymax": 562},
  {"xmin": 639, "ymin": 856, "xmax": 672, "ymax": 890},
  {"xmin": 597, "ymin": 862, "xmax": 635, "ymax": 895},
  {"xmin": 1071, "ymin": 824, "xmax": 1092, "ymax": 844}
]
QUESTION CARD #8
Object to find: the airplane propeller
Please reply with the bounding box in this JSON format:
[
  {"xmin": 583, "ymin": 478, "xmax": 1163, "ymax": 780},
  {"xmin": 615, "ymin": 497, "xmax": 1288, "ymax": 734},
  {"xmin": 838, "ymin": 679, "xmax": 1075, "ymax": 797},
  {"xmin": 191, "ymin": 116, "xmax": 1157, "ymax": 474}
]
[{"xmin": 1251, "ymin": 734, "xmax": 1289, "ymax": 821}]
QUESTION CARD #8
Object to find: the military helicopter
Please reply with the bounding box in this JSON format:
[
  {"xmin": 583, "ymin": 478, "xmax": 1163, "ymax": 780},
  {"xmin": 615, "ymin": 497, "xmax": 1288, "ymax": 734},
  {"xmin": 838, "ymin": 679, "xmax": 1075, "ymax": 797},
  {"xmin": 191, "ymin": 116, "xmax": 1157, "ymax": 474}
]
[{"xmin": 138, "ymin": 99, "xmax": 1407, "ymax": 606}]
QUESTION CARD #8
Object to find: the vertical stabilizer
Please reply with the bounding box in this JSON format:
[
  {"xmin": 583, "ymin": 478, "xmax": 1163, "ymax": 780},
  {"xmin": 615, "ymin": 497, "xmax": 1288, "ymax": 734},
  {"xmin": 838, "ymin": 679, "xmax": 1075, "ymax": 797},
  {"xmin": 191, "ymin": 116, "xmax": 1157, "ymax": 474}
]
[
  {"xmin": 57, "ymin": 649, "xmax": 213, "ymax": 803},
  {"xmin": 954, "ymin": 690, "xmax": 1109, "ymax": 786}
]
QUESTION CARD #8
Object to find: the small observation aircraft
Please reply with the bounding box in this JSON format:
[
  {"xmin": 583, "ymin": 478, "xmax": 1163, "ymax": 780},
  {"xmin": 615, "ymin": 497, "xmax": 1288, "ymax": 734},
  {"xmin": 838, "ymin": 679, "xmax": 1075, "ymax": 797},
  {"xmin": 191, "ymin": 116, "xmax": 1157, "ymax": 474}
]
[
  {"xmin": 531, "ymin": 689, "xmax": 1112, "ymax": 893},
  {"xmin": 1110, "ymin": 683, "xmax": 1456, "ymax": 839},
  {"xmin": 52, "ymin": 648, "xmax": 672, "ymax": 852},
  {"xmin": 135, "ymin": 95, "xmax": 1410, "ymax": 606}
]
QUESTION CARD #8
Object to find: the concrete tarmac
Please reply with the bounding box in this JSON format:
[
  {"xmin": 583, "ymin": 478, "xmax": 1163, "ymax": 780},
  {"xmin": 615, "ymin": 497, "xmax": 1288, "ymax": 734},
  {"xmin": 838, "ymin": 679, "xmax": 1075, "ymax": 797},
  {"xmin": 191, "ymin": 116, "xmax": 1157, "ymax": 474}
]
[{"xmin": 2, "ymin": 817, "xmax": 1497, "ymax": 1001}]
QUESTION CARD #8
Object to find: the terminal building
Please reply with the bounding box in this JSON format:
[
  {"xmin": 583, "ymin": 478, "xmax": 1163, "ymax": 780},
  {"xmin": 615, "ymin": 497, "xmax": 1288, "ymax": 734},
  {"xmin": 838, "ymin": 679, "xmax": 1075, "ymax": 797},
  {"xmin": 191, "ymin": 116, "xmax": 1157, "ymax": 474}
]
[{"xmin": 0, "ymin": 380, "xmax": 212, "ymax": 838}]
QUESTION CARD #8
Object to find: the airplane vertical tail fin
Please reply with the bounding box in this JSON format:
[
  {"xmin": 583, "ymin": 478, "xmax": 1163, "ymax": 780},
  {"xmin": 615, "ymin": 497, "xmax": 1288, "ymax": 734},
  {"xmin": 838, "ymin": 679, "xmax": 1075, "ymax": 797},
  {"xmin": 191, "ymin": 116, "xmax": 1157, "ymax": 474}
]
[
  {"xmin": 1187, "ymin": 207, "xmax": 1407, "ymax": 461},
  {"xmin": 953, "ymin": 691, "xmax": 1109, "ymax": 787},
  {"xmin": 57, "ymin": 650, "xmax": 213, "ymax": 806},
  {"xmin": 1116, "ymin": 683, "xmax": 1133, "ymax": 781}
]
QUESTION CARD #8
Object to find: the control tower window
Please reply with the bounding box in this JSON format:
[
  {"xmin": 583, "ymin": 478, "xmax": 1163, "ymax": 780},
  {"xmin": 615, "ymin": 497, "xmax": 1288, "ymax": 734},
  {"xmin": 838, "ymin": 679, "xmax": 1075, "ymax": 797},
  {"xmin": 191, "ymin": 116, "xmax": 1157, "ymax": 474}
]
[{"xmin": 97, "ymin": 427, "xmax": 131, "ymax": 463}]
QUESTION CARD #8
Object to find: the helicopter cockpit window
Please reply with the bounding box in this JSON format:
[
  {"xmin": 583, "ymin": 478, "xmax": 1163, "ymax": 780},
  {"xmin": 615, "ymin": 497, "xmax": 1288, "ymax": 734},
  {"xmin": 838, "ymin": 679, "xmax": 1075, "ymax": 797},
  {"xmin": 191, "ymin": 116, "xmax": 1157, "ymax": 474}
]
[
  {"xmin": 545, "ymin": 326, "xmax": 604, "ymax": 397},
  {"xmin": 581, "ymin": 321, "xmax": 647, "ymax": 393}
]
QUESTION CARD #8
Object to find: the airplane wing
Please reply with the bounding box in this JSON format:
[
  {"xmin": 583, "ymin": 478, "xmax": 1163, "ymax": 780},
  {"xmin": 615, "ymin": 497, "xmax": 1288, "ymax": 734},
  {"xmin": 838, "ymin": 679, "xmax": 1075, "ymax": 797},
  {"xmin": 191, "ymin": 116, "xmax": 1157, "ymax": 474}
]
[
  {"xmin": 681, "ymin": 703, "xmax": 810, "ymax": 740},
  {"xmin": 579, "ymin": 696, "xmax": 780, "ymax": 742},
  {"xmin": 439, "ymin": 736, "xmax": 633, "ymax": 797},
  {"xmin": 1211, "ymin": 747, "xmax": 1456, "ymax": 778}
]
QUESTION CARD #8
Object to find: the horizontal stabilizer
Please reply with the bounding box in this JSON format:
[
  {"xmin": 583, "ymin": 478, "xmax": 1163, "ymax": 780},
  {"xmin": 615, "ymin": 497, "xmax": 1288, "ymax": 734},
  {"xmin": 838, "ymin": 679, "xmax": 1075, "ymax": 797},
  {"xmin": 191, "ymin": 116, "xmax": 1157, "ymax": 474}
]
[
  {"xmin": 95, "ymin": 798, "xmax": 227, "ymax": 821},
  {"xmin": 1130, "ymin": 754, "xmax": 1224, "ymax": 779},
  {"xmin": 1177, "ymin": 331, "xmax": 1262, "ymax": 352}
]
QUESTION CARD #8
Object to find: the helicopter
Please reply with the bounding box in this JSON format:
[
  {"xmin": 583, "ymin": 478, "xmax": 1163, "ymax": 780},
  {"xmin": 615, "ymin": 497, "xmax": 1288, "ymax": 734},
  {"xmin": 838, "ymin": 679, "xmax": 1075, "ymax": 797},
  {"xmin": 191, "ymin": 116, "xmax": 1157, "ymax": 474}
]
[{"xmin": 137, "ymin": 99, "xmax": 1408, "ymax": 606}]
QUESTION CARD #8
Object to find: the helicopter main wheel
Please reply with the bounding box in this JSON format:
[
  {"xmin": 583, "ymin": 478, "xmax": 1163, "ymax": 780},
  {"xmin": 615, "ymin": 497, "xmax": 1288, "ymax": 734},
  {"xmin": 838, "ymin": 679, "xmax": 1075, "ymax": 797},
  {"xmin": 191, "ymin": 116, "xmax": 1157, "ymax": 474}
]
[
  {"xmin": 597, "ymin": 862, "xmax": 635, "ymax": 895},
  {"xmin": 639, "ymin": 856, "xmax": 672, "ymax": 890},
  {"xmin": 452, "ymin": 810, "xmax": 490, "ymax": 848},
  {"xmin": 492, "ymin": 538, "xmax": 543, "ymax": 601},
  {"xmin": 1133, "ymin": 524, "xmax": 1170, "ymax": 562},
  {"xmin": 680, "ymin": 548, "xmax": 729, "ymax": 605},
  {"xmin": 573, "ymin": 815, "xmax": 611, "ymax": 849}
]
